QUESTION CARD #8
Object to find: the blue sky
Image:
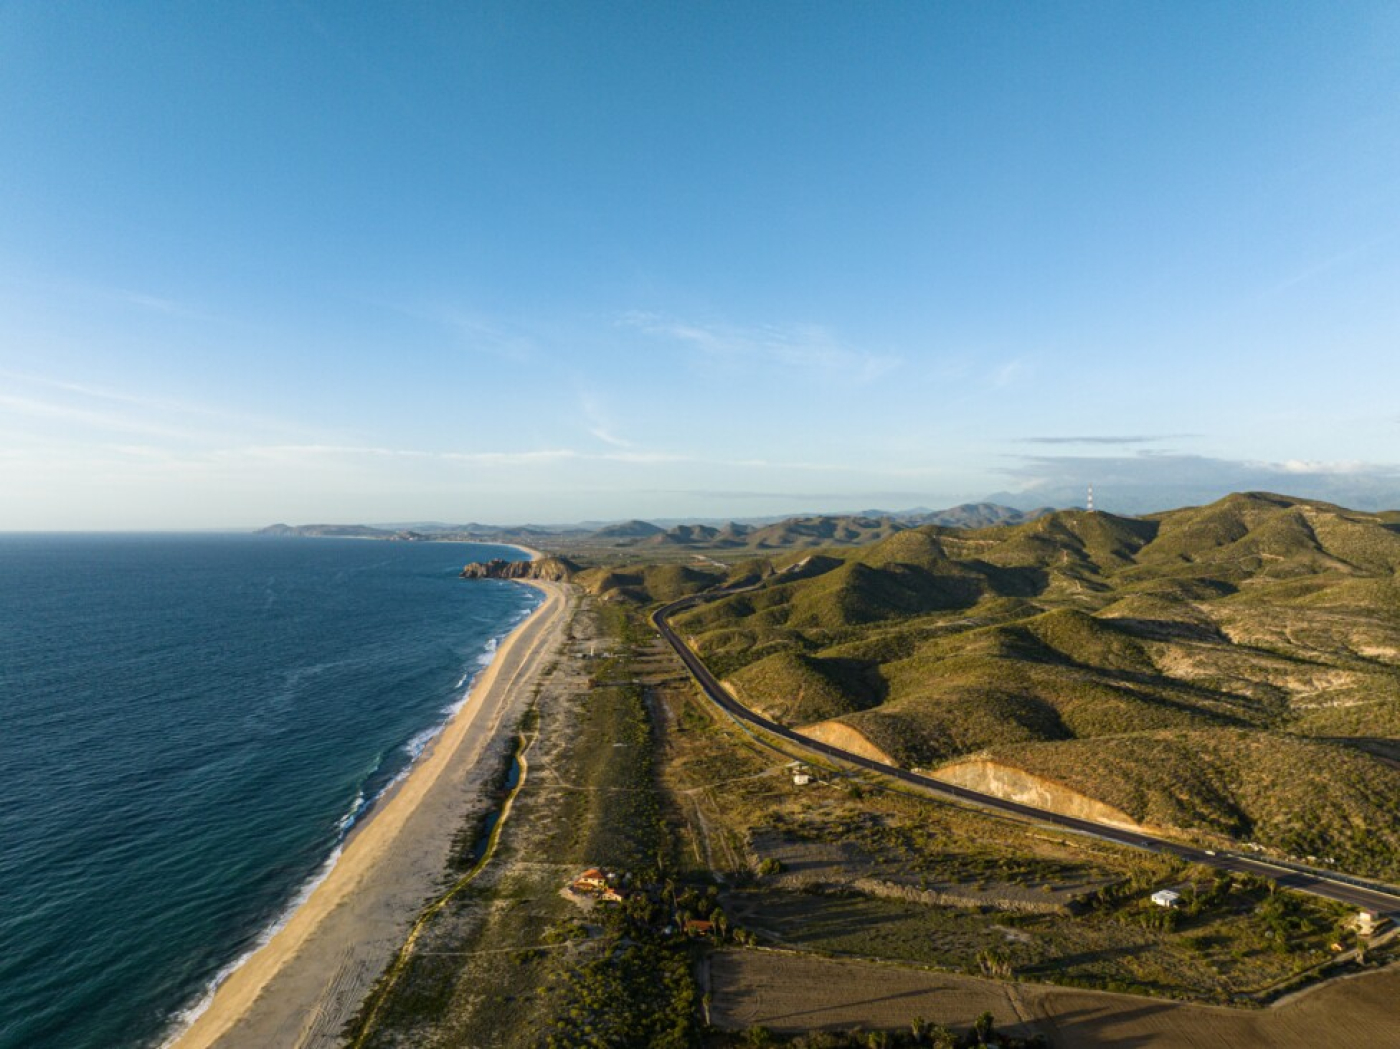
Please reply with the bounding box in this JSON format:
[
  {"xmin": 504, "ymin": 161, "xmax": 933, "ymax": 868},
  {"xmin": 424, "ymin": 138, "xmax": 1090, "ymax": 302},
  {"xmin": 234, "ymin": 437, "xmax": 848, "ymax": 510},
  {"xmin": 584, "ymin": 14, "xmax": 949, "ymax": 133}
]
[{"xmin": 2, "ymin": 2, "xmax": 1399, "ymax": 527}]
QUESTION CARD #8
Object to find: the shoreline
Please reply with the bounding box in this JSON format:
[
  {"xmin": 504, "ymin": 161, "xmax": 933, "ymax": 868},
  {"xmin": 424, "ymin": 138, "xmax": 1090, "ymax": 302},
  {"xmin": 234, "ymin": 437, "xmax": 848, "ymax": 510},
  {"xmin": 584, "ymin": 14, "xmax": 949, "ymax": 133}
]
[
  {"xmin": 263, "ymin": 532, "xmax": 545, "ymax": 563},
  {"xmin": 165, "ymin": 576, "xmax": 570, "ymax": 1049}
]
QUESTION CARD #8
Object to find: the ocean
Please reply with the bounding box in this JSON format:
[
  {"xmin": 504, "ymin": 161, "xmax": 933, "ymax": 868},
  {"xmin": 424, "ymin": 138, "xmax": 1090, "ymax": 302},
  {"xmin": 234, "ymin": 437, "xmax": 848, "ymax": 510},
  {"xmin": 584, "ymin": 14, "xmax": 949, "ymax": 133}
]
[{"xmin": 0, "ymin": 534, "xmax": 541, "ymax": 1049}]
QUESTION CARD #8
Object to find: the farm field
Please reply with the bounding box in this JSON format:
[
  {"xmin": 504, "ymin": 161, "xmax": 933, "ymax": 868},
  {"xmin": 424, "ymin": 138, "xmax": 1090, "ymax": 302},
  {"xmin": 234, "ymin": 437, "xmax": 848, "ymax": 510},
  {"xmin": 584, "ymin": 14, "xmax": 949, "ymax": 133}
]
[
  {"xmin": 709, "ymin": 949, "xmax": 1400, "ymax": 1047},
  {"xmin": 650, "ymin": 630, "xmax": 1367, "ymax": 1005}
]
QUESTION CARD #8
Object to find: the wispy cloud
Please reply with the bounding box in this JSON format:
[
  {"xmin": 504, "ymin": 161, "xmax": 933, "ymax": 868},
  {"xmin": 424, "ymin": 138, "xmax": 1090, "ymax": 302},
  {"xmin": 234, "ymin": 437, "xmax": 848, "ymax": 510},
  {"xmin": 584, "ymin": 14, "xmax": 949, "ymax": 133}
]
[
  {"xmin": 112, "ymin": 289, "xmax": 217, "ymax": 320},
  {"xmin": 7, "ymin": 276, "xmax": 221, "ymax": 321},
  {"xmin": 990, "ymin": 358, "xmax": 1030, "ymax": 388},
  {"xmin": 0, "ymin": 392, "xmax": 219, "ymax": 442},
  {"xmin": 1276, "ymin": 458, "xmax": 1372, "ymax": 475},
  {"xmin": 0, "ymin": 371, "xmax": 927, "ymax": 481},
  {"xmin": 380, "ymin": 302, "xmax": 538, "ymax": 361},
  {"xmin": 619, "ymin": 311, "xmax": 901, "ymax": 383},
  {"xmin": 588, "ymin": 426, "xmax": 628, "ymax": 447},
  {"xmin": 195, "ymin": 441, "xmax": 943, "ymax": 477},
  {"xmin": 577, "ymin": 390, "xmax": 634, "ymax": 448},
  {"xmin": 1018, "ymin": 434, "xmax": 1201, "ymax": 445},
  {"xmin": 0, "ymin": 371, "xmax": 309, "ymax": 444},
  {"xmin": 1260, "ymin": 230, "xmax": 1400, "ymax": 298},
  {"xmin": 442, "ymin": 448, "xmax": 584, "ymax": 465},
  {"xmin": 220, "ymin": 444, "xmax": 597, "ymax": 468},
  {"xmin": 994, "ymin": 451, "xmax": 1400, "ymax": 513}
]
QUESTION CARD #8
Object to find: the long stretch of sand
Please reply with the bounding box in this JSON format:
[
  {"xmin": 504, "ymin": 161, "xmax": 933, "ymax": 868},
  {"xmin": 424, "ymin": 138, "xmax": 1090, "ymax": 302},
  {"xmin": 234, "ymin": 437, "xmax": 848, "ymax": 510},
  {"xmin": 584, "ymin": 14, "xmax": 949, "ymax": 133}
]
[{"xmin": 168, "ymin": 576, "xmax": 570, "ymax": 1049}]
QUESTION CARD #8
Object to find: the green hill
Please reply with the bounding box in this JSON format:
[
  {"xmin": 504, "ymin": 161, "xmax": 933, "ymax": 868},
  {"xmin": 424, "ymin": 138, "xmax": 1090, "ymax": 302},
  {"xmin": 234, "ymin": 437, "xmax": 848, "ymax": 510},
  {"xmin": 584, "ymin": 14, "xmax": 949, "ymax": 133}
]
[
  {"xmin": 977, "ymin": 731, "xmax": 1400, "ymax": 876},
  {"xmin": 577, "ymin": 562, "xmax": 723, "ymax": 603},
  {"xmin": 666, "ymin": 492, "xmax": 1400, "ymax": 878},
  {"xmin": 591, "ymin": 519, "xmax": 666, "ymax": 539}
]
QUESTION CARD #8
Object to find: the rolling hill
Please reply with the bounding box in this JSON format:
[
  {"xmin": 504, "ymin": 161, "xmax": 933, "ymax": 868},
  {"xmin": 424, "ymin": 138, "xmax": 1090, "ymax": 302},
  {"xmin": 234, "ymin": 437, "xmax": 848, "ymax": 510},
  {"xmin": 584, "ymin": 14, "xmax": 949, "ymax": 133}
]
[
  {"xmin": 657, "ymin": 493, "xmax": 1400, "ymax": 878},
  {"xmin": 621, "ymin": 505, "xmax": 1054, "ymax": 550}
]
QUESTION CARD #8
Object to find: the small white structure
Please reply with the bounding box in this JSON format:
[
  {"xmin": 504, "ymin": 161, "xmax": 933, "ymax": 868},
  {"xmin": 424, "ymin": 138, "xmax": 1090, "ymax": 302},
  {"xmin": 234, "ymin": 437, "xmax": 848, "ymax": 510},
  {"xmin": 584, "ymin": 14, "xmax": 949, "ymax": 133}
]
[
  {"xmin": 1151, "ymin": 889, "xmax": 1182, "ymax": 908},
  {"xmin": 1356, "ymin": 910, "xmax": 1385, "ymax": 935},
  {"xmin": 792, "ymin": 771, "xmax": 812, "ymax": 786}
]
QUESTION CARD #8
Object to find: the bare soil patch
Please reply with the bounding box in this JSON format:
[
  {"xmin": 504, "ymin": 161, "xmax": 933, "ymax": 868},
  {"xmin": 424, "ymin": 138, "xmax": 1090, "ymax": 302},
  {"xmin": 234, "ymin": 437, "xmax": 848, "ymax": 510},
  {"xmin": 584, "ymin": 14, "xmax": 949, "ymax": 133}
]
[
  {"xmin": 749, "ymin": 830, "xmax": 1088, "ymax": 915},
  {"xmin": 711, "ymin": 949, "xmax": 1400, "ymax": 1048},
  {"xmin": 708, "ymin": 949, "xmax": 1039, "ymax": 1038}
]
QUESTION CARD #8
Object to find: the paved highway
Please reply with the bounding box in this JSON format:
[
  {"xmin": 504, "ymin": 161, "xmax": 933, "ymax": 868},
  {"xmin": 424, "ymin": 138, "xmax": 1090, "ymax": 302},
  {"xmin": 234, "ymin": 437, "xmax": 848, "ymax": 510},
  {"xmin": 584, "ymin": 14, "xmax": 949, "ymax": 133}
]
[{"xmin": 652, "ymin": 592, "xmax": 1400, "ymax": 918}]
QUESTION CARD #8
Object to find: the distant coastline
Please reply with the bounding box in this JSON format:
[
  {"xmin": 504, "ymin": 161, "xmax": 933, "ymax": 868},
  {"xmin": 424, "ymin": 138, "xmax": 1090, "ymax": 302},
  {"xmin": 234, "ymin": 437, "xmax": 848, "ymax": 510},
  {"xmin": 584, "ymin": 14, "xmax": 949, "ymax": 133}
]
[{"xmin": 256, "ymin": 525, "xmax": 542, "ymax": 564}]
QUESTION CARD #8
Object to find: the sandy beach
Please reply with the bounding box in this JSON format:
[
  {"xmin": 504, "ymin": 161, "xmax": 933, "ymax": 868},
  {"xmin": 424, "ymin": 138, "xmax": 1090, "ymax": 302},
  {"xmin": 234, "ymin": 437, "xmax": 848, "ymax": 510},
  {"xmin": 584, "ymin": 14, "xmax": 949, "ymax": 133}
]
[{"xmin": 167, "ymin": 577, "xmax": 571, "ymax": 1049}]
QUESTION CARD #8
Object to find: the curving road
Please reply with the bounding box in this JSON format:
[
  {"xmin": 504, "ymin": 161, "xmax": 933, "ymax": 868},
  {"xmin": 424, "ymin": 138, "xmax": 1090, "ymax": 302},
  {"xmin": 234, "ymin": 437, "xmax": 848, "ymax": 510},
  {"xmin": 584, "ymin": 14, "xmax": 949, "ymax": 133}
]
[{"xmin": 652, "ymin": 592, "xmax": 1400, "ymax": 917}]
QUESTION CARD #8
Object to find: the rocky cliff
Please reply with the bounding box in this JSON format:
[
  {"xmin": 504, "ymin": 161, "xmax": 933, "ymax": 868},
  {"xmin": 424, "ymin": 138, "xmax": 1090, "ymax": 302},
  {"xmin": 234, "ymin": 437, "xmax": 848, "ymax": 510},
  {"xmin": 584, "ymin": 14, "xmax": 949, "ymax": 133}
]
[
  {"xmin": 460, "ymin": 556, "xmax": 579, "ymax": 582},
  {"xmin": 930, "ymin": 759, "xmax": 1154, "ymax": 833},
  {"xmin": 794, "ymin": 719, "xmax": 896, "ymax": 765}
]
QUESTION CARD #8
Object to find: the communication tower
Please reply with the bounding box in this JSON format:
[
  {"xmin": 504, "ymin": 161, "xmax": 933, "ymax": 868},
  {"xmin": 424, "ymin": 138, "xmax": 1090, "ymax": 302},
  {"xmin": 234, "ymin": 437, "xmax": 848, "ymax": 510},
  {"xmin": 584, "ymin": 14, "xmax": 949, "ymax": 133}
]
[{"xmin": 1087, "ymin": 484, "xmax": 1095, "ymax": 513}]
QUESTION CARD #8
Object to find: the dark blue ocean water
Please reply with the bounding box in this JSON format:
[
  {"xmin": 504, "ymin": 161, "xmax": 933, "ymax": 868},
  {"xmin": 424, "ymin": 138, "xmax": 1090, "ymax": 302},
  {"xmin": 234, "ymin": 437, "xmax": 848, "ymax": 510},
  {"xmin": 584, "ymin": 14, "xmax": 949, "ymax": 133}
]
[{"xmin": 0, "ymin": 535, "xmax": 540, "ymax": 1049}]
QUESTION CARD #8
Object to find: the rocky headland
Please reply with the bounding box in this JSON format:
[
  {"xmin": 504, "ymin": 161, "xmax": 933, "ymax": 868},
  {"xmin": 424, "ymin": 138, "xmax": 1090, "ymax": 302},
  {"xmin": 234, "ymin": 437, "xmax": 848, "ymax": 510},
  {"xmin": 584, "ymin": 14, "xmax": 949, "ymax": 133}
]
[{"xmin": 460, "ymin": 556, "xmax": 580, "ymax": 582}]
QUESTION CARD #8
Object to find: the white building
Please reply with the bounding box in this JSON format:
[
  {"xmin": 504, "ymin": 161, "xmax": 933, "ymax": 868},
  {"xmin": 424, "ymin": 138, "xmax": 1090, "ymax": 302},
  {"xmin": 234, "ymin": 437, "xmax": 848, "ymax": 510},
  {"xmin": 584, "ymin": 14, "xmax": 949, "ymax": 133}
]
[
  {"xmin": 1356, "ymin": 910, "xmax": 1385, "ymax": 935},
  {"xmin": 1151, "ymin": 889, "xmax": 1182, "ymax": 908}
]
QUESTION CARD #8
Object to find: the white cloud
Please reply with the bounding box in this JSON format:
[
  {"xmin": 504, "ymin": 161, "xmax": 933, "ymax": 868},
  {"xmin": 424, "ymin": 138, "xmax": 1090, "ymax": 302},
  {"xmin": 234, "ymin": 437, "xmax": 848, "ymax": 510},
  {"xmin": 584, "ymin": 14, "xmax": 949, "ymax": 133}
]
[
  {"xmin": 1260, "ymin": 230, "xmax": 1400, "ymax": 298},
  {"xmin": 0, "ymin": 392, "xmax": 214, "ymax": 441},
  {"xmin": 1277, "ymin": 459, "xmax": 1369, "ymax": 475},
  {"xmin": 439, "ymin": 448, "xmax": 583, "ymax": 465},
  {"xmin": 0, "ymin": 371, "xmax": 306, "ymax": 441},
  {"xmin": 619, "ymin": 311, "xmax": 901, "ymax": 384},
  {"xmin": 113, "ymin": 290, "xmax": 216, "ymax": 320},
  {"xmin": 382, "ymin": 302, "xmax": 537, "ymax": 361},
  {"xmin": 577, "ymin": 390, "xmax": 634, "ymax": 448},
  {"xmin": 996, "ymin": 450, "xmax": 1400, "ymax": 513},
  {"xmin": 991, "ymin": 358, "xmax": 1030, "ymax": 388}
]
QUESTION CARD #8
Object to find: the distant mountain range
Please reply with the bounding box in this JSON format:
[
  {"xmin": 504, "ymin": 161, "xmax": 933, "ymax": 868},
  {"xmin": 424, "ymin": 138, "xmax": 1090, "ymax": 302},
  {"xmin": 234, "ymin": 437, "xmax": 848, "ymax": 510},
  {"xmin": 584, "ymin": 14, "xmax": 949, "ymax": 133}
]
[{"xmin": 257, "ymin": 502, "xmax": 1055, "ymax": 549}]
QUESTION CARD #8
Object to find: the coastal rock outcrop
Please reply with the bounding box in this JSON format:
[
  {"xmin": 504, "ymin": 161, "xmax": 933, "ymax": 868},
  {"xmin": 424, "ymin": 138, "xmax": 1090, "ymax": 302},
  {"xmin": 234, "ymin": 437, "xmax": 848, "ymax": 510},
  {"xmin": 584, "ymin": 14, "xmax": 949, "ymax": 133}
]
[{"xmin": 460, "ymin": 556, "xmax": 579, "ymax": 582}]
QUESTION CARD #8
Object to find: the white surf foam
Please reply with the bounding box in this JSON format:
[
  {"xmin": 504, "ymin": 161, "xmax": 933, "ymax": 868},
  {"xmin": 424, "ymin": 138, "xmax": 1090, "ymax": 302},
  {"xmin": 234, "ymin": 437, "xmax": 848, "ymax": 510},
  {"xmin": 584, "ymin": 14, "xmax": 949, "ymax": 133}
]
[{"xmin": 155, "ymin": 602, "xmax": 538, "ymax": 1047}]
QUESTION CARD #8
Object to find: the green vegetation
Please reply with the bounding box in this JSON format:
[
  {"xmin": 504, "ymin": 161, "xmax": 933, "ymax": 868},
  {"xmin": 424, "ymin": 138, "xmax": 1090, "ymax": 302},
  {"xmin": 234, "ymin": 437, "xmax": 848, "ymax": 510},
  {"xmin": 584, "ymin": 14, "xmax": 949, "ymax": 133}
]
[
  {"xmin": 726, "ymin": 866, "xmax": 1351, "ymax": 1004},
  {"xmin": 579, "ymin": 562, "xmax": 727, "ymax": 604},
  {"xmin": 336, "ymin": 494, "xmax": 1400, "ymax": 1048},
  {"xmin": 730, "ymin": 650, "xmax": 883, "ymax": 723},
  {"xmin": 649, "ymin": 620, "xmax": 1366, "ymax": 1008},
  {"xmin": 660, "ymin": 493, "xmax": 1400, "ymax": 878},
  {"xmin": 543, "ymin": 899, "xmax": 697, "ymax": 1049},
  {"xmin": 346, "ymin": 598, "xmax": 702, "ymax": 1048},
  {"xmin": 712, "ymin": 1017, "xmax": 1047, "ymax": 1048}
]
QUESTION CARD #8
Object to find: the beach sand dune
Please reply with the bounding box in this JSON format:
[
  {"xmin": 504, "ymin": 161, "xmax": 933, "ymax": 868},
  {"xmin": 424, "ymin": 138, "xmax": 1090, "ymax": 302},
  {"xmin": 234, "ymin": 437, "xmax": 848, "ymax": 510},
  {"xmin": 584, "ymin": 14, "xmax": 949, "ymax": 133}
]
[{"xmin": 169, "ymin": 580, "xmax": 571, "ymax": 1049}]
